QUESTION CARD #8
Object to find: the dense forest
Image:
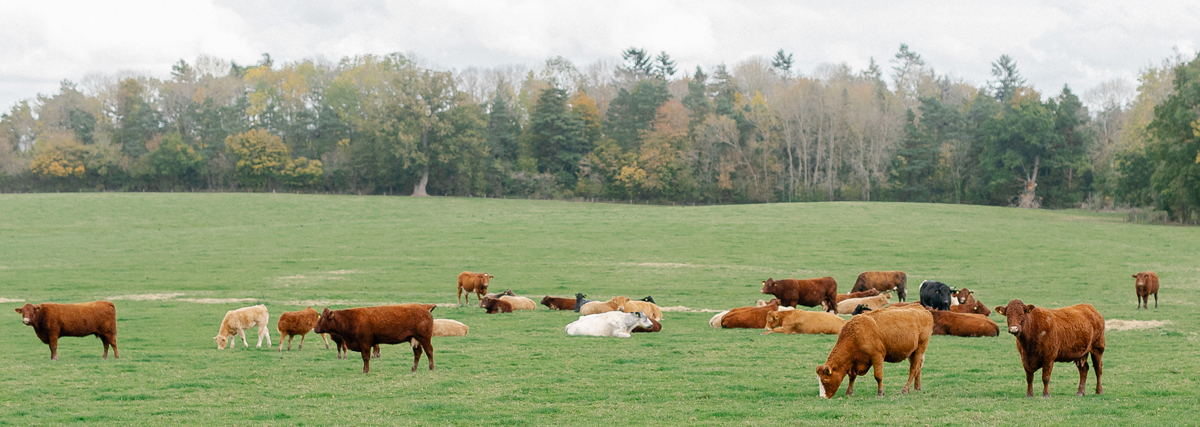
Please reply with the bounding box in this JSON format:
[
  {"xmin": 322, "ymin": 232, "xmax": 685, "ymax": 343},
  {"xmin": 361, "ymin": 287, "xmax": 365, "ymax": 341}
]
[{"xmin": 1, "ymin": 45, "xmax": 1198, "ymax": 220}]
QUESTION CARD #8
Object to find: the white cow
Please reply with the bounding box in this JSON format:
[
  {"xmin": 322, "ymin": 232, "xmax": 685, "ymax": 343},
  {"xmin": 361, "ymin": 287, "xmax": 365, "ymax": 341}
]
[
  {"xmin": 565, "ymin": 311, "xmax": 652, "ymax": 338},
  {"xmin": 213, "ymin": 304, "xmax": 271, "ymax": 349}
]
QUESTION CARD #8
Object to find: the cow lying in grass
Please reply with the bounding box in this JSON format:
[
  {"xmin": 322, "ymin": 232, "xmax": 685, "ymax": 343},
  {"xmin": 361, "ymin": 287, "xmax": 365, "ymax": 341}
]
[
  {"xmin": 16, "ymin": 301, "xmax": 119, "ymax": 360},
  {"xmin": 541, "ymin": 296, "xmax": 576, "ymax": 310},
  {"xmin": 214, "ymin": 304, "xmax": 271, "ymax": 350},
  {"xmin": 621, "ymin": 299, "xmax": 662, "ymax": 321},
  {"xmin": 499, "ymin": 295, "xmax": 536, "ymax": 311},
  {"xmin": 432, "ymin": 319, "xmax": 469, "ymax": 337},
  {"xmin": 579, "ymin": 296, "xmax": 628, "ymax": 315},
  {"xmin": 565, "ymin": 311, "xmax": 653, "ymax": 338},
  {"xmin": 762, "ymin": 309, "xmax": 845, "ymax": 335},
  {"xmin": 836, "ymin": 293, "xmax": 892, "ymax": 314}
]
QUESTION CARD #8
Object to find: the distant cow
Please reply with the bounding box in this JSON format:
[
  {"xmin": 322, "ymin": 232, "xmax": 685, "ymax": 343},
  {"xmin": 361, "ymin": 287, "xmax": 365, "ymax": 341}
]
[
  {"xmin": 432, "ymin": 319, "xmax": 469, "ymax": 337},
  {"xmin": 929, "ymin": 310, "xmax": 999, "ymax": 337},
  {"xmin": 313, "ymin": 304, "xmax": 435, "ymax": 374},
  {"xmin": 214, "ymin": 304, "xmax": 271, "ymax": 350},
  {"xmin": 760, "ymin": 277, "xmax": 838, "ymax": 312},
  {"xmin": 836, "ymin": 293, "xmax": 892, "ymax": 314},
  {"xmin": 481, "ymin": 297, "xmax": 513, "ymax": 314},
  {"xmin": 994, "ymin": 300, "xmax": 1105, "ymax": 397},
  {"xmin": 949, "ymin": 300, "xmax": 992, "ymax": 316},
  {"xmin": 721, "ymin": 300, "xmax": 780, "ymax": 329},
  {"xmin": 919, "ymin": 281, "xmax": 953, "ymax": 311},
  {"xmin": 580, "ymin": 296, "xmax": 628, "ymax": 316},
  {"xmin": 457, "ymin": 271, "xmax": 494, "ymax": 306},
  {"xmin": 277, "ymin": 307, "xmax": 329, "ymax": 352},
  {"xmin": 951, "ymin": 288, "xmax": 976, "ymax": 305},
  {"xmin": 638, "ymin": 296, "xmax": 656, "ymax": 304},
  {"xmin": 541, "ymin": 296, "xmax": 576, "ymax": 311},
  {"xmin": 621, "ymin": 300, "xmax": 663, "ymax": 321},
  {"xmin": 835, "ymin": 289, "xmax": 880, "ymax": 305},
  {"xmin": 762, "ymin": 309, "xmax": 845, "ymax": 335},
  {"xmin": 573, "ymin": 293, "xmax": 595, "ymax": 313},
  {"xmin": 499, "ymin": 296, "xmax": 537, "ymax": 311},
  {"xmin": 565, "ymin": 311, "xmax": 653, "ymax": 338},
  {"xmin": 851, "ymin": 271, "xmax": 908, "ymax": 302},
  {"xmin": 1132, "ymin": 272, "xmax": 1159, "ymax": 309},
  {"xmin": 15, "ymin": 301, "xmax": 118, "ymax": 360},
  {"xmin": 816, "ymin": 305, "xmax": 933, "ymax": 398}
]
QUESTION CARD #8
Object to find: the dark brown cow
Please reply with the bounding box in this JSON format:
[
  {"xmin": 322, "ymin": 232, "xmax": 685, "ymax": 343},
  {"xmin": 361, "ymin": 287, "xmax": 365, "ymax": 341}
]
[
  {"xmin": 631, "ymin": 317, "xmax": 662, "ymax": 333},
  {"xmin": 481, "ymin": 297, "xmax": 513, "ymax": 314},
  {"xmin": 1133, "ymin": 272, "xmax": 1159, "ymax": 309},
  {"xmin": 835, "ymin": 288, "xmax": 880, "ymax": 305},
  {"xmin": 721, "ymin": 300, "xmax": 780, "ymax": 329},
  {"xmin": 951, "ymin": 288, "xmax": 976, "ymax": 305},
  {"xmin": 760, "ymin": 277, "xmax": 838, "ymax": 312},
  {"xmin": 994, "ymin": 300, "xmax": 1105, "ymax": 397},
  {"xmin": 948, "ymin": 300, "xmax": 993, "ymax": 316},
  {"xmin": 540, "ymin": 296, "xmax": 576, "ymax": 311},
  {"xmin": 851, "ymin": 271, "xmax": 908, "ymax": 302},
  {"xmin": 456, "ymin": 271, "xmax": 494, "ymax": 306},
  {"xmin": 15, "ymin": 301, "xmax": 118, "ymax": 361},
  {"xmin": 816, "ymin": 305, "xmax": 933, "ymax": 398},
  {"xmin": 312, "ymin": 304, "xmax": 435, "ymax": 374},
  {"xmin": 929, "ymin": 310, "xmax": 999, "ymax": 337},
  {"xmin": 328, "ymin": 333, "xmax": 379, "ymax": 360}
]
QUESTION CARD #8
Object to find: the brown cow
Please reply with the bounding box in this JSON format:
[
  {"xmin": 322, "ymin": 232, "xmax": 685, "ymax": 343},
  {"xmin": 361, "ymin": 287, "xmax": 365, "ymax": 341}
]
[
  {"xmin": 815, "ymin": 305, "xmax": 933, "ymax": 398},
  {"xmin": 328, "ymin": 333, "xmax": 380, "ymax": 360},
  {"xmin": 457, "ymin": 271, "xmax": 494, "ymax": 306},
  {"xmin": 277, "ymin": 307, "xmax": 330, "ymax": 352},
  {"xmin": 313, "ymin": 304, "xmax": 435, "ymax": 374},
  {"xmin": 929, "ymin": 310, "xmax": 999, "ymax": 337},
  {"xmin": 762, "ymin": 309, "xmax": 846, "ymax": 335},
  {"xmin": 15, "ymin": 301, "xmax": 118, "ymax": 361},
  {"xmin": 835, "ymin": 289, "xmax": 880, "ymax": 305},
  {"xmin": 481, "ymin": 297, "xmax": 513, "ymax": 314},
  {"xmin": 761, "ymin": 277, "xmax": 838, "ymax": 312},
  {"xmin": 949, "ymin": 300, "xmax": 992, "ymax": 316},
  {"xmin": 1133, "ymin": 272, "xmax": 1159, "ymax": 309},
  {"xmin": 721, "ymin": 300, "xmax": 780, "ymax": 329},
  {"xmin": 540, "ymin": 296, "xmax": 576, "ymax": 311},
  {"xmin": 851, "ymin": 271, "xmax": 908, "ymax": 302},
  {"xmin": 951, "ymin": 288, "xmax": 976, "ymax": 305},
  {"xmin": 631, "ymin": 317, "xmax": 662, "ymax": 333},
  {"xmin": 994, "ymin": 300, "xmax": 1105, "ymax": 397}
]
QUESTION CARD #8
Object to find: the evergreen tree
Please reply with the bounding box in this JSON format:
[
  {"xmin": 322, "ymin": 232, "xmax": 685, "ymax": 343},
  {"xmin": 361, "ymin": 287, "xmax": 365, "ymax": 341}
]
[
  {"xmin": 604, "ymin": 79, "xmax": 671, "ymax": 151},
  {"xmin": 771, "ymin": 49, "xmax": 794, "ymax": 77},
  {"xmin": 486, "ymin": 91, "xmax": 520, "ymax": 164},
  {"xmin": 529, "ymin": 86, "xmax": 588, "ymax": 186},
  {"xmin": 989, "ymin": 55, "xmax": 1026, "ymax": 103},
  {"xmin": 621, "ymin": 47, "xmax": 654, "ymax": 77},
  {"xmin": 682, "ymin": 66, "xmax": 713, "ymax": 133},
  {"xmin": 1145, "ymin": 54, "xmax": 1200, "ymax": 219},
  {"xmin": 654, "ymin": 51, "xmax": 677, "ymax": 79}
]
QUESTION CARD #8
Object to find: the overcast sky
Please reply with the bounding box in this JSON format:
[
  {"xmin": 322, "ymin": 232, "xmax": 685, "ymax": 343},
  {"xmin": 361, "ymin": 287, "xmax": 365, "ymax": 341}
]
[{"xmin": 1, "ymin": 0, "xmax": 1197, "ymax": 111}]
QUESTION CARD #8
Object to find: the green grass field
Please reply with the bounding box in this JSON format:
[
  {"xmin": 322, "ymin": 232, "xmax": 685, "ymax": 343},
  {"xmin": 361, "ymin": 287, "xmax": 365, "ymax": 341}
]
[{"xmin": 1, "ymin": 194, "xmax": 1197, "ymax": 426}]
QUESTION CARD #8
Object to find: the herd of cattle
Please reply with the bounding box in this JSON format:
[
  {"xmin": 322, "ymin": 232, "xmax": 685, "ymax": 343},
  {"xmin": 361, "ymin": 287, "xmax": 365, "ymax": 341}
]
[{"xmin": 13, "ymin": 269, "xmax": 1162, "ymax": 398}]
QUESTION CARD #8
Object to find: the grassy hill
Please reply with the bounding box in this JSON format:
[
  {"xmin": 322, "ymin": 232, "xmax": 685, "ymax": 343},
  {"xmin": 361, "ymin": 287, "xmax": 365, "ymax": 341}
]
[{"xmin": 0, "ymin": 194, "xmax": 1196, "ymax": 425}]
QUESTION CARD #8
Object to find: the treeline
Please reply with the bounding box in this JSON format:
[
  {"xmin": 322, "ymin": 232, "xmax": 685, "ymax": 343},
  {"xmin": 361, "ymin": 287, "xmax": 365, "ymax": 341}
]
[{"xmin": 1, "ymin": 46, "xmax": 1197, "ymax": 220}]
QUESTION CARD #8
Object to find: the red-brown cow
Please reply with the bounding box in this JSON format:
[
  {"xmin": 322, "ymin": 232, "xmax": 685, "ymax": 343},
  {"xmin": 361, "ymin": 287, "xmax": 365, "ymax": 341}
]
[
  {"xmin": 1133, "ymin": 272, "xmax": 1159, "ymax": 309},
  {"xmin": 540, "ymin": 296, "xmax": 576, "ymax": 311},
  {"xmin": 631, "ymin": 317, "xmax": 662, "ymax": 333},
  {"xmin": 951, "ymin": 288, "xmax": 976, "ymax": 305},
  {"xmin": 15, "ymin": 301, "xmax": 118, "ymax": 360},
  {"xmin": 851, "ymin": 271, "xmax": 908, "ymax": 302},
  {"xmin": 816, "ymin": 305, "xmax": 933, "ymax": 398},
  {"xmin": 761, "ymin": 277, "xmax": 838, "ymax": 312},
  {"xmin": 328, "ymin": 333, "xmax": 380, "ymax": 360},
  {"xmin": 457, "ymin": 271, "xmax": 494, "ymax": 306},
  {"xmin": 312, "ymin": 304, "xmax": 435, "ymax": 374},
  {"xmin": 929, "ymin": 310, "xmax": 999, "ymax": 337},
  {"xmin": 948, "ymin": 300, "xmax": 992, "ymax": 316},
  {"xmin": 835, "ymin": 288, "xmax": 880, "ymax": 305},
  {"xmin": 721, "ymin": 300, "xmax": 780, "ymax": 329},
  {"xmin": 994, "ymin": 299, "xmax": 1105, "ymax": 397},
  {"xmin": 481, "ymin": 297, "xmax": 513, "ymax": 314}
]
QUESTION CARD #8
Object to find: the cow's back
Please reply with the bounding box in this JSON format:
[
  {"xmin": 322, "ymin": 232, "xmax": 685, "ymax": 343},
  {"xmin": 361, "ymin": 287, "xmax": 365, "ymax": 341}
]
[
  {"xmin": 42, "ymin": 302, "xmax": 116, "ymax": 337},
  {"xmin": 851, "ymin": 307, "xmax": 932, "ymax": 362},
  {"xmin": 1040, "ymin": 304, "xmax": 1104, "ymax": 361},
  {"xmin": 351, "ymin": 305, "xmax": 434, "ymax": 345}
]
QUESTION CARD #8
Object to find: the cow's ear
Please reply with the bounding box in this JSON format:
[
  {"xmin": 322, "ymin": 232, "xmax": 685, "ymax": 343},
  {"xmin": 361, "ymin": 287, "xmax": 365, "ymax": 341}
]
[
  {"xmin": 825, "ymin": 366, "xmax": 833, "ymax": 375},
  {"xmin": 12, "ymin": 308, "xmax": 19, "ymax": 313},
  {"xmin": 1132, "ymin": 274, "xmax": 1138, "ymax": 278},
  {"xmin": 994, "ymin": 306, "xmax": 1005, "ymax": 315},
  {"xmin": 1024, "ymin": 305, "xmax": 1036, "ymax": 313}
]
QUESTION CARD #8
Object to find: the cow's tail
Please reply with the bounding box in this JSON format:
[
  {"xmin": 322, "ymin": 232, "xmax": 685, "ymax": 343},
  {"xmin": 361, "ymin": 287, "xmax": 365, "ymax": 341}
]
[{"xmin": 709, "ymin": 311, "xmax": 729, "ymax": 329}]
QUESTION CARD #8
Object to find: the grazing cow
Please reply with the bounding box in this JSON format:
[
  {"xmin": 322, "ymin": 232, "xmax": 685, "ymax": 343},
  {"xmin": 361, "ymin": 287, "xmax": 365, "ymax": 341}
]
[
  {"xmin": 632, "ymin": 317, "xmax": 662, "ymax": 333},
  {"xmin": 929, "ymin": 310, "xmax": 999, "ymax": 337},
  {"xmin": 762, "ymin": 309, "xmax": 846, "ymax": 335},
  {"xmin": 1133, "ymin": 272, "xmax": 1159, "ymax": 309},
  {"xmin": 499, "ymin": 296, "xmax": 536, "ymax": 311},
  {"xmin": 313, "ymin": 304, "xmax": 435, "ymax": 374},
  {"xmin": 541, "ymin": 296, "xmax": 576, "ymax": 310},
  {"xmin": 994, "ymin": 300, "xmax": 1105, "ymax": 397},
  {"xmin": 949, "ymin": 300, "xmax": 993, "ymax": 316},
  {"xmin": 721, "ymin": 300, "xmax": 780, "ymax": 329},
  {"xmin": 919, "ymin": 281, "xmax": 954, "ymax": 311},
  {"xmin": 481, "ymin": 297, "xmax": 513, "ymax": 314},
  {"xmin": 214, "ymin": 304, "xmax": 272, "ymax": 350},
  {"xmin": 457, "ymin": 271, "xmax": 494, "ymax": 306},
  {"xmin": 951, "ymin": 288, "xmax": 977, "ymax": 305},
  {"xmin": 638, "ymin": 296, "xmax": 656, "ymax": 304},
  {"xmin": 579, "ymin": 296, "xmax": 629, "ymax": 316},
  {"xmin": 760, "ymin": 277, "xmax": 838, "ymax": 312},
  {"xmin": 432, "ymin": 319, "xmax": 469, "ymax": 337},
  {"xmin": 816, "ymin": 305, "xmax": 933, "ymax": 398},
  {"xmin": 277, "ymin": 307, "xmax": 330, "ymax": 352},
  {"xmin": 837, "ymin": 293, "xmax": 893, "ymax": 314},
  {"xmin": 15, "ymin": 301, "xmax": 118, "ymax": 360},
  {"xmin": 851, "ymin": 271, "xmax": 908, "ymax": 302},
  {"xmin": 565, "ymin": 311, "xmax": 653, "ymax": 337},
  {"xmin": 836, "ymin": 289, "xmax": 881, "ymax": 305},
  {"xmin": 621, "ymin": 300, "xmax": 663, "ymax": 321},
  {"xmin": 574, "ymin": 293, "xmax": 596, "ymax": 313}
]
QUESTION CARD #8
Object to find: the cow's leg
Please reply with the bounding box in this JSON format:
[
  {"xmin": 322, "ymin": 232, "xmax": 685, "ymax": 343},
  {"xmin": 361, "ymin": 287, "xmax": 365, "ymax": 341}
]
[
  {"xmin": 360, "ymin": 349, "xmax": 371, "ymax": 374},
  {"xmin": 845, "ymin": 373, "xmax": 857, "ymax": 396},
  {"xmin": 298, "ymin": 333, "xmax": 306, "ymax": 350},
  {"xmin": 1074, "ymin": 358, "xmax": 1090, "ymax": 396},
  {"xmin": 238, "ymin": 329, "xmax": 249, "ymax": 348},
  {"xmin": 287, "ymin": 335, "xmax": 294, "ymax": 351},
  {"xmin": 262, "ymin": 324, "xmax": 272, "ymax": 347},
  {"xmin": 1041, "ymin": 362, "xmax": 1054, "ymax": 397},
  {"xmin": 1092, "ymin": 347, "xmax": 1104, "ymax": 395},
  {"xmin": 1025, "ymin": 369, "xmax": 1035, "ymax": 397},
  {"xmin": 321, "ymin": 333, "xmax": 330, "ymax": 349},
  {"xmin": 1154, "ymin": 293, "xmax": 1158, "ymax": 309},
  {"xmin": 873, "ymin": 357, "xmax": 886, "ymax": 397},
  {"xmin": 102, "ymin": 334, "xmax": 119, "ymax": 359},
  {"xmin": 905, "ymin": 353, "xmax": 924, "ymax": 393},
  {"xmin": 49, "ymin": 334, "xmax": 59, "ymax": 361},
  {"xmin": 457, "ymin": 286, "xmax": 463, "ymax": 306},
  {"xmin": 421, "ymin": 337, "xmax": 434, "ymax": 371},
  {"xmin": 410, "ymin": 339, "xmax": 422, "ymax": 372},
  {"xmin": 372, "ymin": 344, "xmax": 381, "ymax": 359},
  {"xmin": 100, "ymin": 334, "xmax": 110, "ymax": 360}
]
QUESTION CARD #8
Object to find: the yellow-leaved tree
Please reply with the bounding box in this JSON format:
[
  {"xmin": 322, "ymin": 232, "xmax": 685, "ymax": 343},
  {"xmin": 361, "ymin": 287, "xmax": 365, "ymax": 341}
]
[{"xmin": 225, "ymin": 129, "xmax": 322, "ymax": 189}]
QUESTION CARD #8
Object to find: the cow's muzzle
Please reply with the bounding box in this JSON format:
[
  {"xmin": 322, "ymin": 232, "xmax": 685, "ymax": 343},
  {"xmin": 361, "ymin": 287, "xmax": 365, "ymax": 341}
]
[
  {"xmin": 1008, "ymin": 326, "xmax": 1020, "ymax": 334},
  {"xmin": 22, "ymin": 317, "xmax": 30, "ymax": 325}
]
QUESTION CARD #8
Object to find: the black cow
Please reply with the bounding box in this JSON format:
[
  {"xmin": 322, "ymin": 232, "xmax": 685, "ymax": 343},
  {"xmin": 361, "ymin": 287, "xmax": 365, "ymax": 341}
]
[
  {"xmin": 574, "ymin": 293, "xmax": 596, "ymax": 313},
  {"xmin": 919, "ymin": 281, "xmax": 954, "ymax": 311},
  {"xmin": 639, "ymin": 296, "xmax": 656, "ymax": 304}
]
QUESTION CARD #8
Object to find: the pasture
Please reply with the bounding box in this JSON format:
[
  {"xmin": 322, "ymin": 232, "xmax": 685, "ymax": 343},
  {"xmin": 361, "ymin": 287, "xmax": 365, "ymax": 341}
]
[{"xmin": 1, "ymin": 193, "xmax": 1197, "ymax": 425}]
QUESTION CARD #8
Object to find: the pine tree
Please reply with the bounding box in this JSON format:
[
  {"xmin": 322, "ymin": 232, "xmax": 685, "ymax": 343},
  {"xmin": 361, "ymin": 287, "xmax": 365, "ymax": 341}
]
[
  {"xmin": 771, "ymin": 49, "xmax": 794, "ymax": 77},
  {"xmin": 989, "ymin": 55, "xmax": 1026, "ymax": 103}
]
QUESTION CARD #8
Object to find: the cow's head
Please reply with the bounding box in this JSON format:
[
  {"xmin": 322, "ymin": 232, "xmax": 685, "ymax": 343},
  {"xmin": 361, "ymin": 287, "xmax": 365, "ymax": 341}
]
[
  {"xmin": 764, "ymin": 311, "xmax": 785, "ymax": 329},
  {"xmin": 852, "ymin": 304, "xmax": 872, "ymax": 315},
  {"xmin": 761, "ymin": 279, "xmax": 776, "ymax": 294},
  {"xmin": 14, "ymin": 303, "xmax": 37, "ymax": 326},
  {"xmin": 971, "ymin": 301, "xmax": 992, "ymax": 316},
  {"xmin": 1133, "ymin": 272, "xmax": 1151, "ymax": 287},
  {"xmin": 640, "ymin": 296, "xmax": 656, "ymax": 304},
  {"xmin": 815, "ymin": 365, "xmax": 845, "ymax": 398},
  {"xmin": 631, "ymin": 312, "xmax": 653, "ymax": 329},
  {"xmin": 994, "ymin": 299, "xmax": 1035, "ymax": 335},
  {"xmin": 313, "ymin": 307, "xmax": 336, "ymax": 334},
  {"xmin": 952, "ymin": 288, "xmax": 974, "ymax": 304},
  {"xmin": 610, "ymin": 296, "xmax": 630, "ymax": 312},
  {"xmin": 213, "ymin": 335, "xmax": 230, "ymax": 350},
  {"xmin": 575, "ymin": 293, "xmax": 587, "ymax": 300},
  {"xmin": 501, "ymin": 289, "xmax": 514, "ymax": 296}
]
